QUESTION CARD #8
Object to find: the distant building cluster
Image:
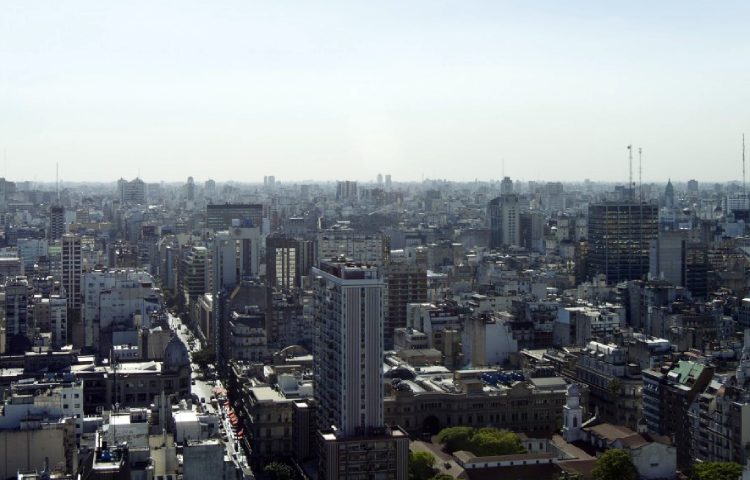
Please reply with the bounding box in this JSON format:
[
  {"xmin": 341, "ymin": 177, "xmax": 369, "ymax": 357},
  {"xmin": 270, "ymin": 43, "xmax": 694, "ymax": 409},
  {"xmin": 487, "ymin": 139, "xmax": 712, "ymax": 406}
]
[{"xmin": 2, "ymin": 175, "xmax": 750, "ymax": 478}]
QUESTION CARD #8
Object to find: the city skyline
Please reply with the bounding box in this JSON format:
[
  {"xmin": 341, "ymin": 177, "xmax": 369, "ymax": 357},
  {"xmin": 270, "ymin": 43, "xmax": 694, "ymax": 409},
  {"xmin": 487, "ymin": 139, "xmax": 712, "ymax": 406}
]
[{"xmin": 3, "ymin": 1, "xmax": 750, "ymax": 183}]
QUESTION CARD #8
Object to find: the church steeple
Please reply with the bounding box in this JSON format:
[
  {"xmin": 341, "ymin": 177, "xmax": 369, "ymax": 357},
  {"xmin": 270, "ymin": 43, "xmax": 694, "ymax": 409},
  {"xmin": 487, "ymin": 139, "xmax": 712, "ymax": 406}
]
[{"xmin": 563, "ymin": 383, "xmax": 583, "ymax": 442}]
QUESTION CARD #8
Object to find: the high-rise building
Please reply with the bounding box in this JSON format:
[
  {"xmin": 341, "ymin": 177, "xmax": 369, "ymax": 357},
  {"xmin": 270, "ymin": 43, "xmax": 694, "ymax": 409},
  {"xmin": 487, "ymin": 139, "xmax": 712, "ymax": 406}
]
[
  {"xmin": 317, "ymin": 228, "xmax": 389, "ymax": 266},
  {"xmin": 312, "ymin": 261, "xmax": 408, "ymax": 479},
  {"xmin": 649, "ymin": 230, "xmax": 686, "ymax": 286},
  {"xmin": 542, "ymin": 182, "xmax": 565, "ymax": 212},
  {"xmin": 62, "ymin": 234, "xmax": 82, "ymax": 310},
  {"xmin": 49, "ymin": 205, "xmax": 65, "ymax": 241},
  {"xmin": 488, "ymin": 194, "xmax": 521, "ymax": 249},
  {"xmin": 49, "ymin": 295, "xmax": 68, "ymax": 348},
  {"xmin": 664, "ymin": 180, "xmax": 675, "ymax": 208},
  {"xmin": 186, "ymin": 176, "xmax": 195, "ymax": 201},
  {"xmin": 385, "ymin": 174, "xmax": 392, "ymax": 190},
  {"xmin": 500, "ymin": 176, "xmax": 513, "ymax": 195},
  {"xmin": 4, "ymin": 277, "xmax": 30, "ymax": 351},
  {"xmin": 180, "ymin": 245, "xmax": 208, "ymax": 308},
  {"xmin": 336, "ymin": 181, "xmax": 358, "ymax": 200},
  {"xmin": 377, "ymin": 173, "xmax": 383, "ymax": 186},
  {"xmin": 204, "ymin": 179, "xmax": 216, "ymax": 199},
  {"xmin": 206, "ymin": 203, "xmax": 263, "ymax": 231},
  {"xmin": 587, "ymin": 202, "xmax": 658, "ymax": 283},
  {"xmin": 211, "ymin": 226, "xmax": 261, "ymax": 293},
  {"xmin": 382, "ymin": 262, "xmax": 427, "ymax": 350},
  {"xmin": 266, "ymin": 236, "xmax": 299, "ymax": 290},
  {"xmin": 118, "ymin": 177, "xmax": 146, "ymax": 204},
  {"xmin": 313, "ymin": 261, "xmax": 384, "ymax": 434},
  {"xmin": 687, "ymin": 179, "xmax": 699, "ymax": 194},
  {"xmin": 519, "ymin": 211, "xmax": 545, "ymax": 253},
  {"xmin": 82, "ymin": 269, "xmax": 161, "ymax": 352}
]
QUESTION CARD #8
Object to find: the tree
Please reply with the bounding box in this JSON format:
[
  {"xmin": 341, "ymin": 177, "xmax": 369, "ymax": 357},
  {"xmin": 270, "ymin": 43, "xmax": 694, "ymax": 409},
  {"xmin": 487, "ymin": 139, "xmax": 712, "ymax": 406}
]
[
  {"xmin": 470, "ymin": 428, "xmax": 525, "ymax": 456},
  {"xmin": 264, "ymin": 462, "xmax": 294, "ymax": 480},
  {"xmin": 437, "ymin": 427, "xmax": 526, "ymax": 457},
  {"xmin": 691, "ymin": 461, "xmax": 743, "ymax": 480},
  {"xmin": 436, "ymin": 427, "xmax": 474, "ymax": 453},
  {"xmin": 408, "ymin": 451, "xmax": 436, "ymax": 480},
  {"xmin": 192, "ymin": 346, "xmax": 215, "ymax": 368},
  {"xmin": 592, "ymin": 449, "xmax": 637, "ymax": 480},
  {"xmin": 608, "ymin": 378, "xmax": 622, "ymax": 396}
]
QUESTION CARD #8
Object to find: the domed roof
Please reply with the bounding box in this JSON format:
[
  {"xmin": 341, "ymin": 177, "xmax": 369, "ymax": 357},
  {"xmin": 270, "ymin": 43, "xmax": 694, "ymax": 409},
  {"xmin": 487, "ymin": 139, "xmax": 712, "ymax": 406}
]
[
  {"xmin": 163, "ymin": 335, "xmax": 190, "ymax": 373},
  {"xmin": 567, "ymin": 382, "xmax": 580, "ymax": 397}
]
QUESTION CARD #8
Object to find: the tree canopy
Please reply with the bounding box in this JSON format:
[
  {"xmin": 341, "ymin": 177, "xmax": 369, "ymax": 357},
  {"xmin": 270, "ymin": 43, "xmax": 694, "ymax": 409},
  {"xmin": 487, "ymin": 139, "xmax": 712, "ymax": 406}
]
[
  {"xmin": 192, "ymin": 346, "xmax": 215, "ymax": 368},
  {"xmin": 592, "ymin": 449, "xmax": 637, "ymax": 480},
  {"xmin": 436, "ymin": 427, "xmax": 525, "ymax": 456},
  {"xmin": 408, "ymin": 451, "xmax": 437, "ymax": 480},
  {"xmin": 691, "ymin": 461, "xmax": 743, "ymax": 480},
  {"xmin": 264, "ymin": 462, "xmax": 294, "ymax": 480}
]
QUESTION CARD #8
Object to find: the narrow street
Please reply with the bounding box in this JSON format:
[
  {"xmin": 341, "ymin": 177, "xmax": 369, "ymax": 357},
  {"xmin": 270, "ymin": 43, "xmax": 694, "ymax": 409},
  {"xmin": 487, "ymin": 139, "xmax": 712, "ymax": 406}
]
[
  {"xmin": 168, "ymin": 311, "xmax": 253, "ymax": 477},
  {"xmin": 168, "ymin": 312, "xmax": 216, "ymax": 412}
]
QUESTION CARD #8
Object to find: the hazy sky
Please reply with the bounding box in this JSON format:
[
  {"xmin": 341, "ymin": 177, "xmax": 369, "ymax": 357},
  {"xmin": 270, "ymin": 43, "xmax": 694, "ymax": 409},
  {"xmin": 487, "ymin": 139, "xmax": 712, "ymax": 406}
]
[{"xmin": 2, "ymin": 1, "xmax": 749, "ymax": 184}]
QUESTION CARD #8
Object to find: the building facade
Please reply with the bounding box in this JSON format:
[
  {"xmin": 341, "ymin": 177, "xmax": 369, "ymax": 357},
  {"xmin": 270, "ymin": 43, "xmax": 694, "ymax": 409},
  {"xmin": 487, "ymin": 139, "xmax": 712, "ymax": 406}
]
[
  {"xmin": 587, "ymin": 202, "xmax": 658, "ymax": 283},
  {"xmin": 489, "ymin": 194, "xmax": 521, "ymax": 250}
]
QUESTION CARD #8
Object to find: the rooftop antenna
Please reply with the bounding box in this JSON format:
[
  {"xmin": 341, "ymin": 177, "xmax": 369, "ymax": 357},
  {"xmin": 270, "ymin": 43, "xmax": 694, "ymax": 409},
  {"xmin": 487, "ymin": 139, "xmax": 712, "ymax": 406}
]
[
  {"xmin": 638, "ymin": 147, "xmax": 643, "ymax": 202},
  {"xmin": 56, "ymin": 162, "xmax": 60, "ymax": 202},
  {"xmin": 743, "ymin": 133, "xmax": 746, "ymax": 198},
  {"xmin": 627, "ymin": 145, "xmax": 633, "ymax": 201}
]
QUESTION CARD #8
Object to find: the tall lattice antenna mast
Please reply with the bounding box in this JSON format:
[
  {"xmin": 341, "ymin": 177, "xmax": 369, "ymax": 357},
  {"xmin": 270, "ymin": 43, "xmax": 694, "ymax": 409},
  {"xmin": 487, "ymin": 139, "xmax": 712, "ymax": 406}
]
[
  {"xmin": 56, "ymin": 162, "xmax": 60, "ymax": 202},
  {"xmin": 743, "ymin": 134, "xmax": 746, "ymax": 197},
  {"xmin": 627, "ymin": 145, "xmax": 633, "ymax": 200},
  {"xmin": 638, "ymin": 147, "xmax": 643, "ymax": 202}
]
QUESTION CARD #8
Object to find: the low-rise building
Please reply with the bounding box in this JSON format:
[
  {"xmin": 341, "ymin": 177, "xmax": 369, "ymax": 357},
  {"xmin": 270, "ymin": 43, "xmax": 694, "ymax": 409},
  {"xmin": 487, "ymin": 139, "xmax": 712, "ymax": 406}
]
[{"xmin": 383, "ymin": 362, "xmax": 567, "ymax": 436}]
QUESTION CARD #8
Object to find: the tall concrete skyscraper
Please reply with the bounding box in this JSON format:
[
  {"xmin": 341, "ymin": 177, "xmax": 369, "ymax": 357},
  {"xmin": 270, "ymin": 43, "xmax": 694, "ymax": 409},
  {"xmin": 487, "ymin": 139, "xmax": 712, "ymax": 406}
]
[
  {"xmin": 49, "ymin": 205, "xmax": 65, "ymax": 241},
  {"xmin": 312, "ymin": 261, "xmax": 408, "ymax": 479},
  {"xmin": 62, "ymin": 234, "xmax": 82, "ymax": 310},
  {"xmin": 382, "ymin": 262, "xmax": 427, "ymax": 350},
  {"xmin": 118, "ymin": 177, "xmax": 146, "ymax": 204},
  {"xmin": 488, "ymin": 194, "xmax": 521, "ymax": 249},
  {"xmin": 587, "ymin": 202, "xmax": 658, "ymax": 283},
  {"xmin": 206, "ymin": 203, "xmax": 263, "ymax": 231},
  {"xmin": 335, "ymin": 181, "xmax": 358, "ymax": 200},
  {"xmin": 4, "ymin": 276, "xmax": 30, "ymax": 351},
  {"xmin": 62, "ymin": 233, "xmax": 82, "ymax": 348},
  {"xmin": 186, "ymin": 176, "xmax": 195, "ymax": 202},
  {"xmin": 266, "ymin": 236, "xmax": 299, "ymax": 290},
  {"xmin": 664, "ymin": 179, "xmax": 675, "ymax": 208},
  {"xmin": 500, "ymin": 176, "xmax": 513, "ymax": 195},
  {"xmin": 313, "ymin": 262, "xmax": 384, "ymax": 434},
  {"xmin": 204, "ymin": 178, "xmax": 216, "ymax": 199}
]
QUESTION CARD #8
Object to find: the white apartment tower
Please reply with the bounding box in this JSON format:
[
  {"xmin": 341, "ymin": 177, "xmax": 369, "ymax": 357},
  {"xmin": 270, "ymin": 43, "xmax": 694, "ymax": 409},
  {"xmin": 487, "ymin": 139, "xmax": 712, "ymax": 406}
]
[
  {"xmin": 118, "ymin": 177, "xmax": 146, "ymax": 205},
  {"xmin": 312, "ymin": 261, "xmax": 385, "ymax": 435},
  {"xmin": 488, "ymin": 194, "xmax": 521, "ymax": 249}
]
